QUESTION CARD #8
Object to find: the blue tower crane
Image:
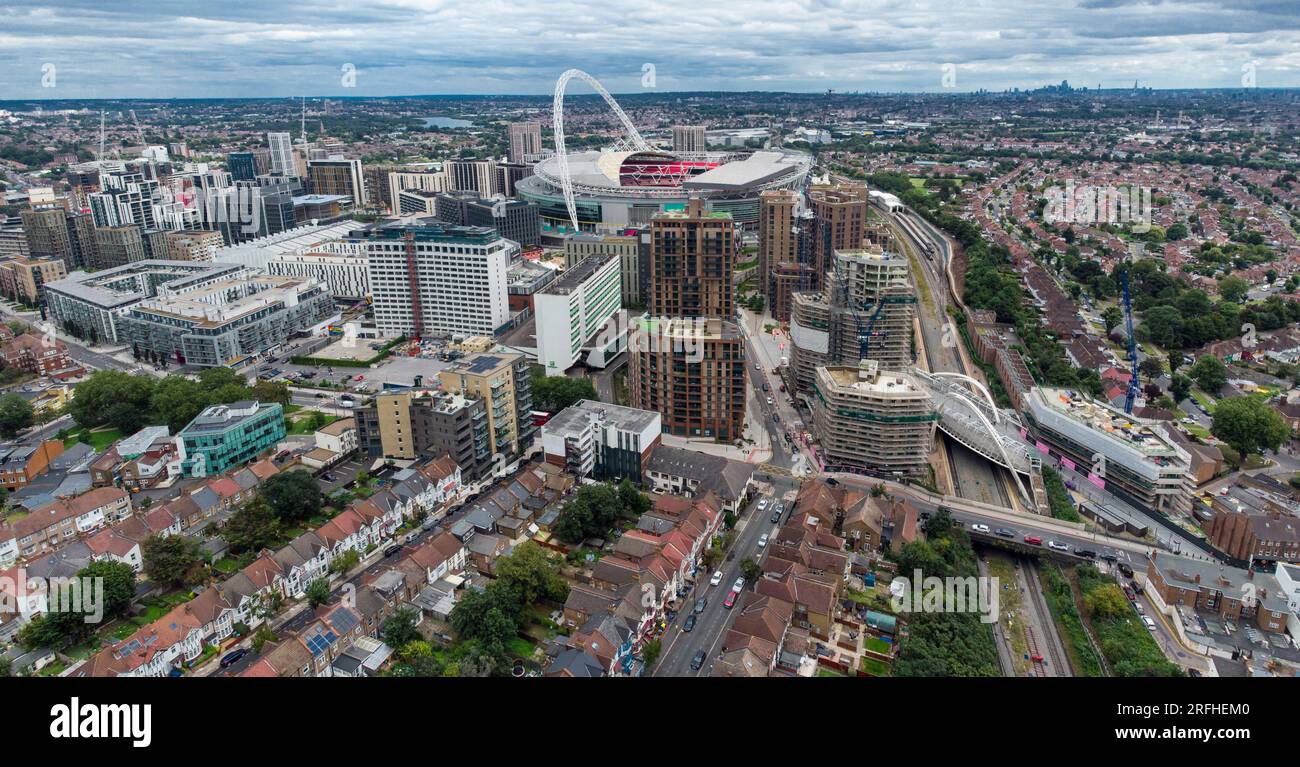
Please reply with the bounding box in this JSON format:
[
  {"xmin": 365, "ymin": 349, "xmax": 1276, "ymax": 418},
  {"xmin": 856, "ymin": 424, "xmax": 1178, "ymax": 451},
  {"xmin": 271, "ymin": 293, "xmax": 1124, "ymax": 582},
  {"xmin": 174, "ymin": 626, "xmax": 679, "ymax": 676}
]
[{"xmin": 1122, "ymin": 267, "xmax": 1141, "ymax": 414}]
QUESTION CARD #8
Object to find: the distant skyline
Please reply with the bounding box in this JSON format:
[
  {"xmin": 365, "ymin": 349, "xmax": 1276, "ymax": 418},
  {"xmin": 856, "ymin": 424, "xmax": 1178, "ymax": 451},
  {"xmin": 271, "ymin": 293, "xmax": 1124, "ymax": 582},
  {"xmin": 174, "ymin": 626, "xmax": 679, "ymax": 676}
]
[{"xmin": 2, "ymin": 0, "xmax": 1298, "ymax": 99}]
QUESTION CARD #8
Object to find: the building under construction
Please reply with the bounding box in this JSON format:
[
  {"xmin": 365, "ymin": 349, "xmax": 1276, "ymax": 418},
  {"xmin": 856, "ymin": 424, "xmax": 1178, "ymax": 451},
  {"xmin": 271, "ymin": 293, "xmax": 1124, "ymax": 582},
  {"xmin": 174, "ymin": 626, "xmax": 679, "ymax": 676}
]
[
  {"xmin": 811, "ymin": 360, "xmax": 937, "ymax": 476},
  {"xmin": 788, "ymin": 247, "xmax": 916, "ymax": 397}
]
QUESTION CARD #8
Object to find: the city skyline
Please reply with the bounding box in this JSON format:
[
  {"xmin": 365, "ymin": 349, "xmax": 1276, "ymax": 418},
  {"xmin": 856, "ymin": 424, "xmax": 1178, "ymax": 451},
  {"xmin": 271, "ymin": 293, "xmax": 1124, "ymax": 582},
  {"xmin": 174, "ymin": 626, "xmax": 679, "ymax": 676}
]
[{"xmin": 2, "ymin": 0, "xmax": 1299, "ymax": 99}]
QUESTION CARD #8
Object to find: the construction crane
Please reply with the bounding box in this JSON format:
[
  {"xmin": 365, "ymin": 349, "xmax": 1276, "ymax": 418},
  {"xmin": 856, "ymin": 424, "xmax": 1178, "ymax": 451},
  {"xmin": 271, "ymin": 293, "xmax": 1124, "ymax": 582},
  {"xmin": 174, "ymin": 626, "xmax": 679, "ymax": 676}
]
[
  {"xmin": 129, "ymin": 110, "xmax": 147, "ymax": 147},
  {"xmin": 835, "ymin": 258, "xmax": 887, "ymax": 362},
  {"xmin": 1122, "ymin": 261, "xmax": 1141, "ymax": 414}
]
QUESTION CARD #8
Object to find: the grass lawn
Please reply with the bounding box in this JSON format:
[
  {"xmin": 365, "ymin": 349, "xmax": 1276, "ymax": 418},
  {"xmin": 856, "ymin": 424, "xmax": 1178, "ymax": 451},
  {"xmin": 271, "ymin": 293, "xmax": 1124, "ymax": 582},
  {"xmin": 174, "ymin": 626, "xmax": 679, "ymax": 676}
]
[
  {"xmin": 65, "ymin": 427, "xmax": 124, "ymax": 451},
  {"xmin": 863, "ymin": 636, "xmax": 892, "ymax": 656},
  {"xmin": 213, "ymin": 558, "xmax": 240, "ymax": 574},
  {"xmin": 859, "ymin": 656, "xmax": 891, "ymax": 676},
  {"xmin": 1186, "ymin": 423, "xmax": 1212, "ymax": 439},
  {"xmin": 506, "ymin": 636, "xmax": 536, "ymax": 660},
  {"xmin": 817, "ymin": 667, "xmax": 846, "ymax": 677},
  {"xmin": 1189, "ymin": 388, "xmax": 1217, "ymax": 413},
  {"xmin": 288, "ymin": 414, "xmax": 338, "ymax": 435}
]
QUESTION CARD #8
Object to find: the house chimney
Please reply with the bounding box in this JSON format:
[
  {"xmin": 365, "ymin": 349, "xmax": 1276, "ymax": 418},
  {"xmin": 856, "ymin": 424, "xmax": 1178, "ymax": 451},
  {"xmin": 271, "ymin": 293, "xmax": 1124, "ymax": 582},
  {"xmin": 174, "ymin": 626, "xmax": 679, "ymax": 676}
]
[{"xmin": 1194, "ymin": 573, "xmax": 1200, "ymax": 584}]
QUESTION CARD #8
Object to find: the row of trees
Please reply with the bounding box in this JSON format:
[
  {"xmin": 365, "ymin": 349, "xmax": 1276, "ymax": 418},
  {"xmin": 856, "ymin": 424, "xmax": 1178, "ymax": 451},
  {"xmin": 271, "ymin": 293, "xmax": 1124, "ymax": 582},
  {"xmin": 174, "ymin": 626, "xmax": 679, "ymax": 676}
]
[
  {"xmin": 530, "ymin": 370, "xmax": 597, "ymax": 413},
  {"xmin": 70, "ymin": 368, "xmax": 290, "ymax": 434}
]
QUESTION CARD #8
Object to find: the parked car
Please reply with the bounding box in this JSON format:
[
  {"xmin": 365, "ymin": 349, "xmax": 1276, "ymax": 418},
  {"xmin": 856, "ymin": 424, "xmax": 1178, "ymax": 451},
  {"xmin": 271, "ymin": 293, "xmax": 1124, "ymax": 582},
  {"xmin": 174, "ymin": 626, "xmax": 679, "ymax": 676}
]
[
  {"xmin": 724, "ymin": 590, "xmax": 739, "ymax": 609},
  {"xmin": 970, "ymin": 524, "xmax": 991, "ymax": 534},
  {"xmin": 1118, "ymin": 563, "xmax": 1135, "ymax": 577},
  {"xmin": 690, "ymin": 650, "xmax": 706, "ymax": 670},
  {"xmin": 220, "ymin": 649, "xmax": 249, "ymax": 668},
  {"xmin": 710, "ymin": 570, "xmax": 723, "ymax": 586},
  {"xmin": 757, "ymin": 498, "xmax": 769, "ymax": 510},
  {"xmin": 732, "ymin": 576, "xmax": 745, "ymax": 592},
  {"xmin": 770, "ymin": 508, "xmax": 782, "ymax": 524},
  {"xmin": 1143, "ymin": 616, "xmax": 1158, "ymax": 631},
  {"xmin": 1023, "ymin": 535, "xmax": 1042, "ymax": 545},
  {"xmin": 683, "ymin": 614, "xmax": 696, "ymax": 632},
  {"xmin": 694, "ymin": 598, "xmax": 708, "ymax": 614},
  {"xmin": 762, "ymin": 382, "xmax": 770, "ymax": 392},
  {"xmin": 994, "ymin": 528, "xmax": 1014, "ymax": 538},
  {"xmin": 1047, "ymin": 540, "xmax": 1071, "ymax": 552},
  {"xmin": 384, "ymin": 544, "xmax": 402, "ymax": 557},
  {"xmin": 757, "ymin": 533, "xmax": 769, "ymax": 548},
  {"xmin": 772, "ymin": 413, "xmax": 780, "ymax": 423},
  {"xmin": 1075, "ymin": 548, "xmax": 1097, "ymax": 559}
]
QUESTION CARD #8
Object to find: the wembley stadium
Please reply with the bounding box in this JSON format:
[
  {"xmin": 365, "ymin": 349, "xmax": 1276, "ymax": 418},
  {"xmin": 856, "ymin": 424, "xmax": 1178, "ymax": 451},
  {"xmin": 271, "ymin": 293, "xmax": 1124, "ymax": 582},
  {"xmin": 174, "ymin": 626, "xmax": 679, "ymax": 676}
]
[
  {"xmin": 521, "ymin": 69, "xmax": 812, "ymax": 240},
  {"xmin": 518, "ymin": 148, "xmax": 812, "ymax": 236}
]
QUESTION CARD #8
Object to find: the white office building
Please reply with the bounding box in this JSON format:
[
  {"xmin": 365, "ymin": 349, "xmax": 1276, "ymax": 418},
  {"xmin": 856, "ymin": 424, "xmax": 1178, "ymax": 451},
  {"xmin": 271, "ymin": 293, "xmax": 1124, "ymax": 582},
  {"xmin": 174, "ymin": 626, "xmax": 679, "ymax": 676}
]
[
  {"xmin": 268, "ymin": 132, "xmax": 296, "ymax": 177},
  {"xmin": 363, "ymin": 221, "xmax": 513, "ymax": 338},
  {"xmin": 535, "ymin": 253, "xmax": 622, "ymax": 375}
]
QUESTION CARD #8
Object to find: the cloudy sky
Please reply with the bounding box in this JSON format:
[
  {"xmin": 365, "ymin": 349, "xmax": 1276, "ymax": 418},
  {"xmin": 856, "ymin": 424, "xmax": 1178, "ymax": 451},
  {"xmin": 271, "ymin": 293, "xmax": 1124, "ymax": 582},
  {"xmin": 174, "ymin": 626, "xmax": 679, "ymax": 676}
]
[{"xmin": 2, "ymin": 0, "xmax": 1298, "ymax": 99}]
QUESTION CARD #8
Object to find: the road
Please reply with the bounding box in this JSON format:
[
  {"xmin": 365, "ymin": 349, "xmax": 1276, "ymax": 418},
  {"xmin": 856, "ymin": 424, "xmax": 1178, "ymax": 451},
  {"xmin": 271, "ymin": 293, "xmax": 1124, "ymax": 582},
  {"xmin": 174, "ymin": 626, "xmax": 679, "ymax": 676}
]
[
  {"xmin": 652, "ymin": 475, "xmax": 800, "ymax": 677},
  {"xmin": 0, "ymin": 302, "xmax": 142, "ymax": 374}
]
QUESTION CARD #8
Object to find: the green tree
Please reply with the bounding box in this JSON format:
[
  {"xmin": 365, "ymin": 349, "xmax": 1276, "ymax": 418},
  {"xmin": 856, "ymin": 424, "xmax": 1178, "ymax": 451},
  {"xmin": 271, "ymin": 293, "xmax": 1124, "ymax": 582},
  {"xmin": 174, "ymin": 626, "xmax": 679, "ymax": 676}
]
[
  {"xmin": 141, "ymin": 534, "xmax": 203, "ymax": 587},
  {"xmin": 251, "ymin": 379, "xmax": 291, "ymax": 406},
  {"xmin": 221, "ymin": 496, "xmax": 281, "ymax": 554},
  {"xmin": 71, "ymin": 370, "xmax": 157, "ymax": 432},
  {"xmin": 1190, "ymin": 355, "xmax": 1228, "ymax": 394},
  {"xmin": 1211, "ymin": 397, "xmax": 1290, "ymax": 457},
  {"xmin": 1217, "ymin": 275, "xmax": 1250, "ymax": 303},
  {"xmin": 381, "ymin": 606, "xmax": 422, "ymax": 648},
  {"xmin": 1169, "ymin": 373, "xmax": 1192, "ymax": 404},
  {"xmin": 740, "ymin": 557, "xmax": 762, "ymax": 583},
  {"xmin": 493, "ymin": 542, "xmax": 569, "ymax": 605},
  {"xmin": 330, "ymin": 549, "xmax": 360, "ymax": 574},
  {"xmin": 259, "ymin": 471, "xmax": 323, "ymax": 522},
  {"xmin": 1138, "ymin": 358, "xmax": 1164, "ymax": 380},
  {"xmin": 306, "ymin": 577, "xmax": 331, "ymax": 609},
  {"xmin": 0, "ymin": 393, "xmax": 34, "ymax": 438},
  {"xmin": 150, "ymin": 375, "xmax": 210, "ymax": 433},
  {"xmin": 530, "ymin": 372, "xmax": 597, "ymax": 412},
  {"xmin": 641, "ymin": 638, "xmax": 662, "ymax": 669}
]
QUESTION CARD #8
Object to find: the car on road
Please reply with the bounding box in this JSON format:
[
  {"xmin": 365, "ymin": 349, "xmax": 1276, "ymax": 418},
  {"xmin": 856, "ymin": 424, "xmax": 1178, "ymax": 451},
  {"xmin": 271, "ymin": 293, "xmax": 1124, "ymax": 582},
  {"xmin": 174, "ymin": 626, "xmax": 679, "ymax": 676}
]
[
  {"xmin": 994, "ymin": 528, "xmax": 1014, "ymax": 538},
  {"xmin": 710, "ymin": 570, "xmax": 723, "ymax": 587},
  {"xmin": 694, "ymin": 597, "xmax": 708, "ymax": 614},
  {"xmin": 970, "ymin": 524, "xmax": 990, "ymax": 534},
  {"xmin": 683, "ymin": 614, "xmax": 696, "ymax": 632},
  {"xmin": 770, "ymin": 508, "xmax": 782, "ymax": 524},
  {"xmin": 772, "ymin": 412, "xmax": 780, "ymax": 423},
  {"xmin": 757, "ymin": 498, "xmax": 769, "ymax": 510},
  {"xmin": 421, "ymin": 517, "xmax": 437, "ymax": 531},
  {"xmin": 690, "ymin": 649, "xmax": 706, "ymax": 670},
  {"xmin": 757, "ymin": 533, "xmax": 769, "ymax": 548},
  {"xmin": 762, "ymin": 382, "xmax": 770, "ymax": 392},
  {"xmin": 732, "ymin": 576, "xmax": 745, "ymax": 592},
  {"xmin": 1023, "ymin": 535, "xmax": 1042, "ymax": 545},
  {"xmin": 384, "ymin": 544, "xmax": 403, "ymax": 557},
  {"xmin": 1143, "ymin": 616, "xmax": 1158, "ymax": 631},
  {"xmin": 1118, "ymin": 563, "xmax": 1134, "ymax": 577},
  {"xmin": 724, "ymin": 590, "xmax": 739, "ymax": 609},
  {"xmin": 754, "ymin": 363, "xmax": 762, "ymax": 372},
  {"xmin": 1074, "ymin": 548, "xmax": 1097, "ymax": 559},
  {"xmin": 220, "ymin": 649, "xmax": 249, "ymax": 668},
  {"xmin": 1047, "ymin": 540, "xmax": 1070, "ymax": 552}
]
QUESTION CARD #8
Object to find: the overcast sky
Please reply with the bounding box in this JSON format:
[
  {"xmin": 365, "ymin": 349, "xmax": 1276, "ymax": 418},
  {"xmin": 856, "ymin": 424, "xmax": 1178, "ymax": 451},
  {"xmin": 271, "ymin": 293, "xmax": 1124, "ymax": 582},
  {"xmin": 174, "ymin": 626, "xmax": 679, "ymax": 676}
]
[{"xmin": 2, "ymin": 0, "xmax": 1298, "ymax": 99}]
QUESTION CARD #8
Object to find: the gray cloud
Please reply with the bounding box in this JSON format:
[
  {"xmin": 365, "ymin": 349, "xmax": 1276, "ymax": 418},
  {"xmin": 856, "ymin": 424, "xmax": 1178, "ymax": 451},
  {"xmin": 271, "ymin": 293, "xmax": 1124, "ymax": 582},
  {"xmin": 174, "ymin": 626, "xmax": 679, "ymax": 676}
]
[{"xmin": 0, "ymin": 0, "xmax": 1297, "ymax": 98}]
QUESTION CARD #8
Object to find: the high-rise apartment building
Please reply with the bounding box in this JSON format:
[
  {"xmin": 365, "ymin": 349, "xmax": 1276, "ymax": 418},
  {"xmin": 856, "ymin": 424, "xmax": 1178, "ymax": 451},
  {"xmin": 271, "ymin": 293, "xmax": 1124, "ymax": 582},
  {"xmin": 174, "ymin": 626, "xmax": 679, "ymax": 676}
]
[
  {"xmin": 807, "ymin": 183, "xmax": 868, "ymax": 291},
  {"xmin": 631, "ymin": 201, "xmax": 746, "ymax": 442},
  {"xmin": 437, "ymin": 352, "xmax": 534, "ymax": 459},
  {"xmin": 564, "ymin": 231, "xmax": 647, "ymax": 307},
  {"xmin": 758, "ymin": 189, "xmax": 801, "ymax": 320},
  {"xmin": 647, "ymin": 199, "xmax": 733, "ymax": 318},
  {"xmin": 94, "ymin": 225, "xmax": 148, "ymax": 268},
  {"xmin": 671, "ymin": 125, "xmax": 707, "ymax": 153},
  {"xmin": 432, "ymin": 192, "xmax": 541, "ymax": 247},
  {"xmin": 535, "ymin": 253, "xmax": 622, "ymax": 375},
  {"xmin": 227, "ymin": 152, "xmax": 259, "ymax": 182},
  {"xmin": 508, "ymin": 122, "xmax": 543, "ymax": 164},
  {"xmin": 20, "ymin": 207, "xmax": 99, "ymax": 270},
  {"xmin": 362, "ymin": 221, "xmax": 513, "ymax": 338},
  {"xmin": 307, "ymin": 157, "xmax": 367, "ymax": 206},
  {"xmin": 267, "ymin": 132, "xmax": 296, "ymax": 177},
  {"xmin": 446, "ymin": 159, "xmax": 498, "ymax": 198}
]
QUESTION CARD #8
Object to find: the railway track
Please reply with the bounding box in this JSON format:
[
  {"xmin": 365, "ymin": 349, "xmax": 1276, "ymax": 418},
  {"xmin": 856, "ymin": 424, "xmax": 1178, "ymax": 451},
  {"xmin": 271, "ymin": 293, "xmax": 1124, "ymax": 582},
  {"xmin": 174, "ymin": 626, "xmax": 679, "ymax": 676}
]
[{"xmin": 1019, "ymin": 556, "xmax": 1071, "ymax": 677}]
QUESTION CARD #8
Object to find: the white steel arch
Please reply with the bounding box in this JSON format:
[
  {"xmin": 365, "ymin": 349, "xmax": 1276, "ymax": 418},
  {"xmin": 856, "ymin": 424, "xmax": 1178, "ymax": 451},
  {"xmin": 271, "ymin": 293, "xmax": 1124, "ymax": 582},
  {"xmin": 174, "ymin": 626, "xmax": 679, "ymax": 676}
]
[
  {"xmin": 930, "ymin": 371, "xmax": 1001, "ymax": 424},
  {"xmin": 552, "ymin": 69, "xmax": 651, "ymax": 231}
]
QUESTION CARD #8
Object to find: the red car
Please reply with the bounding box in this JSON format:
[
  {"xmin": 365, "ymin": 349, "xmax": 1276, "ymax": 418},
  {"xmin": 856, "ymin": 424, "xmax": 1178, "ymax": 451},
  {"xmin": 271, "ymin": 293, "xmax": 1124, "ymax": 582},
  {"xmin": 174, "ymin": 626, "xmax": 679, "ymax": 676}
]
[
  {"xmin": 724, "ymin": 590, "xmax": 739, "ymax": 609},
  {"xmin": 1023, "ymin": 535, "xmax": 1042, "ymax": 545}
]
